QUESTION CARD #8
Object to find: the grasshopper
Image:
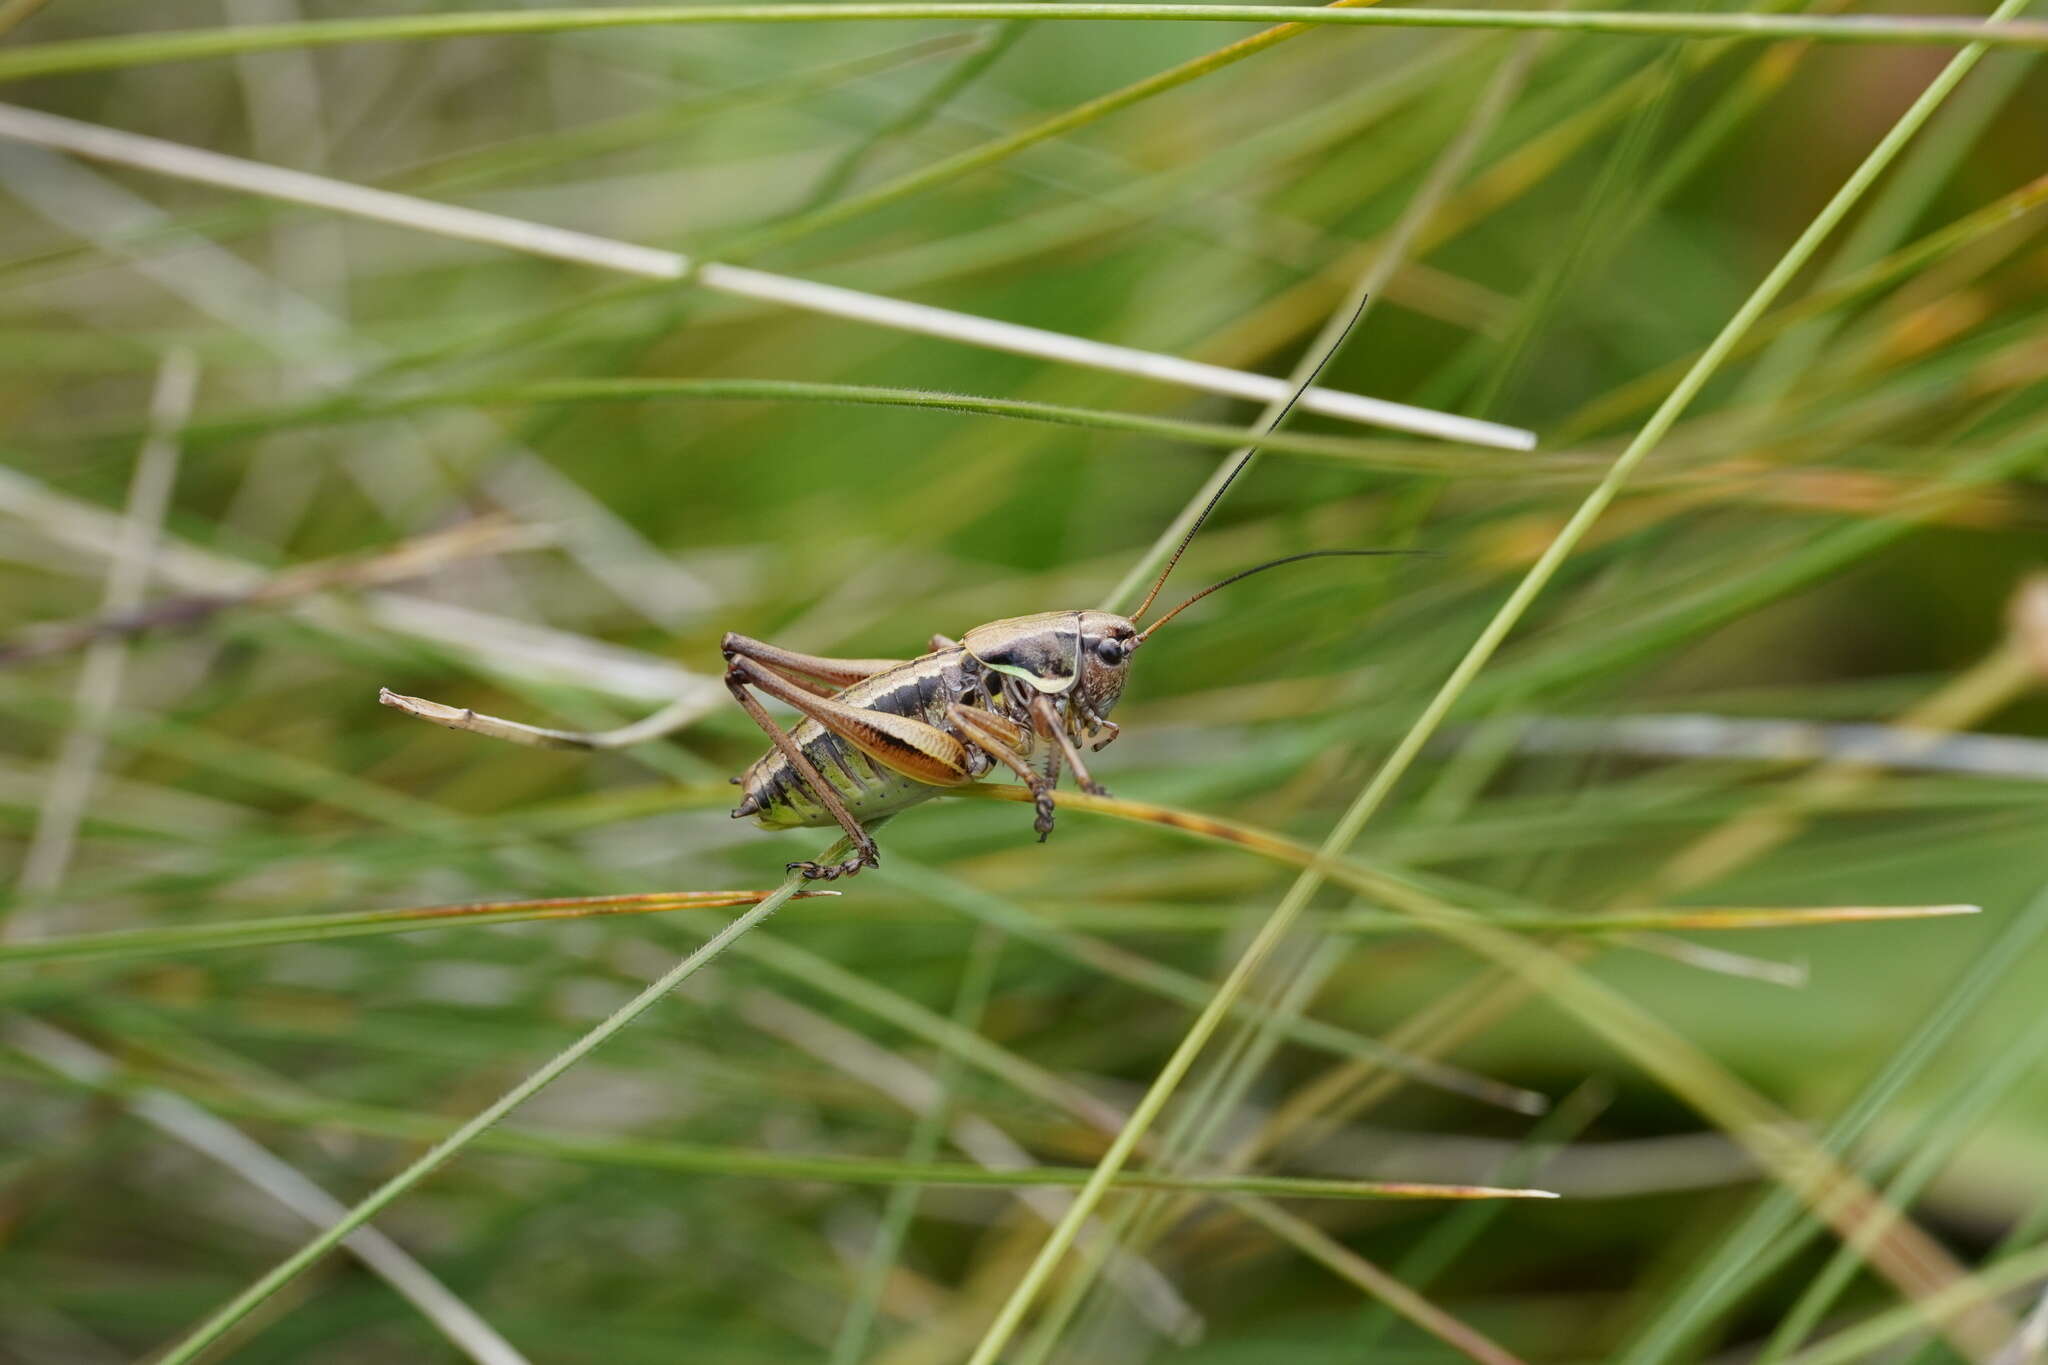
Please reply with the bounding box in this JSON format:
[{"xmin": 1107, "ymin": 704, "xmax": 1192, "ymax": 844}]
[{"xmin": 722, "ymin": 452, "xmax": 1409, "ymax": 880}]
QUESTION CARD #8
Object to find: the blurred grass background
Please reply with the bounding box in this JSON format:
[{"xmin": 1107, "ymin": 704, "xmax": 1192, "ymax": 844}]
[{"xmin": 3, "ymin": 1, "xmax": 2048, "ymax": 1362}]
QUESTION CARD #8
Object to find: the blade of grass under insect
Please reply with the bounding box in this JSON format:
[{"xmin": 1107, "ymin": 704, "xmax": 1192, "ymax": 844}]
[
  {"xmin": 0, "ymin": 104, "xmax": 1529, "ymax": 447},
  {"xmin": 957, "ymin": 18, "xmax": 2030, "ymax": 1339},
  {"xmin": 147, "ymin": 860, "xmax": 817, "ymax": 1365},
  {"xmin": 732, "ymin": 976, "xmax": 1204, "ymax": 1342},
  {"xmin": 3, "ymin": 8, "xmax": 2047, "ymax": 86}
]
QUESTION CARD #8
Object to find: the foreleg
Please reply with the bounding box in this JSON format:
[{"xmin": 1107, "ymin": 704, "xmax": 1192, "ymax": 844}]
[{"xmin": 1030, "ymin": 694, "xmax": 1108, "ymax": 797}]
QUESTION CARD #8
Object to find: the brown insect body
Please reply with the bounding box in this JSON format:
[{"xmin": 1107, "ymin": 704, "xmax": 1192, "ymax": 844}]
[{"xmin": 726, "ymin": 610, "xmax": 1138, "ymax": 878}]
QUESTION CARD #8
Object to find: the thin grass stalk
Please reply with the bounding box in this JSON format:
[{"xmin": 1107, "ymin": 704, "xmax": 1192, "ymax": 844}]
[
  {"xmin": 1010, "ymin": 948, "xmax": 1353, "ymax": 1365},
  {"xmin": 878, "ymin": 856, "xmax": 1544, "ymax": 1113},
  {"xmin": 790, "ymin": 21, "xmax": 1027, "ymax": 218},
  {"xmin": 1234, "ymin": 1198, "xmax": 1532, "ymax": 1365},
  {"xmin": 1095, "ymin": 942, "xmax": 1353, "ymax": 1351}
]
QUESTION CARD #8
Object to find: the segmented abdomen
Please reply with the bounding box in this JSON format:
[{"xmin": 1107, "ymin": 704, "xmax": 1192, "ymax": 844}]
[{"xmin": 737, "ymin": 650, "xmax": 991, "ymax": 830}]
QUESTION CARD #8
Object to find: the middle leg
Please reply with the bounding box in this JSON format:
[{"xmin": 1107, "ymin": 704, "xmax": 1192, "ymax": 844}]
[{"xmin": 947, "ymin": 702, "xmax": 1060, "ymax": 841}]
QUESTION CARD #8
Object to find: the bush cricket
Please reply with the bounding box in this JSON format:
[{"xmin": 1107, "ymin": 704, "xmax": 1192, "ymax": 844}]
[
  {"xmin": 381, "ymin": 305, "xmax": 1426, "ymax": 878},
  {"xmin": 720, "ymin": 448, "xmax": 1414, "ymax": 879}
]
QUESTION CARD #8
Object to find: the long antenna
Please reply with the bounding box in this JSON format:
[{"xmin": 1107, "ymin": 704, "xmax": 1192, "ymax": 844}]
[
  {"xmin": 1134, "ymin": 549, "xmax": 1427, "ymax": 642},
  {"xmin": 1129, "ymin": 294, "xmax": 1373, "ymax": 625}
]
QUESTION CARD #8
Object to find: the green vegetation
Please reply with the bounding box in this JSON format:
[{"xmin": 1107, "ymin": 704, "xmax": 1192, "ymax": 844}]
[{"xmin": 2, "ymin": 2, "xmax": 2046, "ymax": 1362}]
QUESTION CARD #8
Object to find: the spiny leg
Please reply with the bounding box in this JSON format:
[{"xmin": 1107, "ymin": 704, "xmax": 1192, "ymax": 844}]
[
  {"xmin": 723, "ymin": 667, "xmax": 877, "ymax": 881},
  {"xmin": 947, "ymin": 702, "xmax": 1059, "ymax": 842},
  {"xmin": 1029, "ymin": 693, "xmax": 1107, "ymax": 797}
]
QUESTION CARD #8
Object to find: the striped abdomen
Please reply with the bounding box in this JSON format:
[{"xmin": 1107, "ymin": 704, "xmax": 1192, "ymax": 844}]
[{"xmin": 736, "ymin": 649, "xmax": 1000, "ymax": 830}]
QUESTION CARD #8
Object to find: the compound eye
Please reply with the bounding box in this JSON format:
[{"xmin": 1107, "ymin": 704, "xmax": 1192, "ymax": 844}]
[{"xmin": 1095, "ymin": 637, "xmax": 1126, "ymax": 666}]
